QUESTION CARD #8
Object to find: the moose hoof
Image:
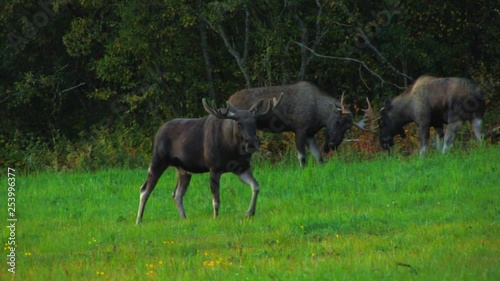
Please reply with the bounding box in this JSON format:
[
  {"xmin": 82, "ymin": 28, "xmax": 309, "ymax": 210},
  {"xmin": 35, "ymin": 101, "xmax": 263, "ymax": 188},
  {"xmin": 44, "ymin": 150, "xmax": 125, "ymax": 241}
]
[{"xmin": 245, "ymin": 211, "xmax": 256, "ymax": 218}]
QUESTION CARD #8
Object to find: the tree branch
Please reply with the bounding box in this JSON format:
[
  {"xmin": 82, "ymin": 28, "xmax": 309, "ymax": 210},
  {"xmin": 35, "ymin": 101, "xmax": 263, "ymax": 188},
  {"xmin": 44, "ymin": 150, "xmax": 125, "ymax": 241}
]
[
  {"xmin": 295, "ymin": 15, "xmax": 308, "ymax": 80},
  {"xmin": 296, "ymin": 0, "xmax": 325, "ymax": 80},
  {"xmin": 335, "ymin": 1, "xmax": 413, "ymax": 83},
  {"xmin": 243, "ymin": 5, "xmax": 249, "ymax": 64},
  {"xmin": 57, "ymin": 82, "xmax": 85, "ymax": 95},
  {"xmin": 290, "ymin": 40, "xmax": 406, "ymax": 89},
  {"xmin": 197, "ymin": 5, "xmax": 251, "ymax": 87},
  {"xmin": 198, "ymin": 17, "xmax": 215, "ymax": 101},
  {"xmin": 357, "ymin": 28, "xmax": 413, "ymax": 82}
]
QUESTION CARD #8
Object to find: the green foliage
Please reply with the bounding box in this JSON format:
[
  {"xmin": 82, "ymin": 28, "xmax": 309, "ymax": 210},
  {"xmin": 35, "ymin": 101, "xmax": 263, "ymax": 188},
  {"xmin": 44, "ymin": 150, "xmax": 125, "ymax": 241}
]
[
  {"xmin": 1, "ymin": 146, "xmax": 498, "ymax": 280},
  {"xmin": 63, "ymin": 17, "xmax": 99, "ymax": 57},
  {"xmin": 0, "ymin": 0, "xmax": 498, "ymax": 171}
]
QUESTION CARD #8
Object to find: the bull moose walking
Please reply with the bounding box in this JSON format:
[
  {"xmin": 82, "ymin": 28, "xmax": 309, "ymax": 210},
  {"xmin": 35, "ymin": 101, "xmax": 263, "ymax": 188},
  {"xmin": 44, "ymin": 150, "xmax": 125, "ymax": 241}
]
[
  {"xmin": 136, "ymin": 95, "xmax": 281, "ymax": 224},
  {"xmin": 229, "ymin": 81, "xmax": 362, "ymax": 167},
  {"xmin": 374, "ymin": 76, "xmax": 486, "ymax": 154}
]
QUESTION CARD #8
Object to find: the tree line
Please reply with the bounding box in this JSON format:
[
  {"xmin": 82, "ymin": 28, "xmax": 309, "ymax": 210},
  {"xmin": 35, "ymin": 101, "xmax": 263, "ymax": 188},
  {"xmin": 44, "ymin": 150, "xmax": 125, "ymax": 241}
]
[{"xmin": 1, "ymin": 0, "xmax": 498, "ymax": 171}]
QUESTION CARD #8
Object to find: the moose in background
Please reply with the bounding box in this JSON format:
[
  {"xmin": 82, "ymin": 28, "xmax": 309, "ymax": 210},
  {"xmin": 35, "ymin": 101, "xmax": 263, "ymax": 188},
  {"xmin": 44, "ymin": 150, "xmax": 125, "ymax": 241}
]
[
  {"xmin": 362, "ymin": 76, "xmax": 486, "ymax": 154},
  {"xmin": 229, "ymin": 81, "xmax": 366, "ymax": 167}
]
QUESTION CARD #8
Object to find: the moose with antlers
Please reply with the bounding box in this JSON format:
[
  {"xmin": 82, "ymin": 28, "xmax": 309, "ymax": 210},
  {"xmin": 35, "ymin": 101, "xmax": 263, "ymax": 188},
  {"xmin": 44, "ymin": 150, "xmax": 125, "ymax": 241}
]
[
  {"xmin": 229, "ymin": 81, "xmax": 366, "ymax": 167},
  {"xmin": 136, "ymin": 95, "xmax": 282, "ymax": 224}
]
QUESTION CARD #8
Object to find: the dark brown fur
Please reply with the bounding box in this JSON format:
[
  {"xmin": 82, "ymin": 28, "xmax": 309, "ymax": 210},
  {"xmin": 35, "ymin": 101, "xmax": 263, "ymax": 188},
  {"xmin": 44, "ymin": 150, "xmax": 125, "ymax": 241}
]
[
  {"xmin": 228, "ymin": 81, "xmax": 353, "ymax": 166},
  {"xmin": 136, "ymin": 99, "xmax": 277, "ymax": 223}
]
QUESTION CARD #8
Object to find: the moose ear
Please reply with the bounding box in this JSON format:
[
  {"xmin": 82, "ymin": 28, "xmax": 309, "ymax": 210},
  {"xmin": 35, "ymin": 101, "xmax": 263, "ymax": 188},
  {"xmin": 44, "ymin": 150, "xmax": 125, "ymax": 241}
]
[{"xmin": 226, "ymin": 102, "xmax": 240, "ymax": 119}]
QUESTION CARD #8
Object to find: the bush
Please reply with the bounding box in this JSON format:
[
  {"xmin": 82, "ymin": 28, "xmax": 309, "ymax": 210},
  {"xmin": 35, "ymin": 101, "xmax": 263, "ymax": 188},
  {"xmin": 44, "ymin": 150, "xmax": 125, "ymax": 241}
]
[{"xmin": 1, "ymin": 123, "xmax": 152, "ymax": 173}]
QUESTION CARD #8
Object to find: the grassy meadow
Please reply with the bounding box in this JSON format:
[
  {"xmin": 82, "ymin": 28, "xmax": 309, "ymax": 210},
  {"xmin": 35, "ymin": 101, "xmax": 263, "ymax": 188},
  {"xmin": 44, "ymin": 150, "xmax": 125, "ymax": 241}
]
[{"xmin": 1, "ymin": 145, "xmax": 499, "ymax": 280}]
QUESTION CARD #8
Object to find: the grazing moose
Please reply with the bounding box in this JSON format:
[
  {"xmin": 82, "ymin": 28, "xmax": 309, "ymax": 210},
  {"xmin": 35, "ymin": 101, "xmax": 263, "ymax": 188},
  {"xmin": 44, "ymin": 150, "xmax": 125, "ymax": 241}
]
[
  {"xmin": 136, "ymin": 95, "xmax": 282, "ymax": 224},
  {"xmin": 366, "ymin": 76, "xmax": 486, "ymax": 154},
  {"xmin": 229, "ymin": 81, "xmax": 364, "ymax": 167}
]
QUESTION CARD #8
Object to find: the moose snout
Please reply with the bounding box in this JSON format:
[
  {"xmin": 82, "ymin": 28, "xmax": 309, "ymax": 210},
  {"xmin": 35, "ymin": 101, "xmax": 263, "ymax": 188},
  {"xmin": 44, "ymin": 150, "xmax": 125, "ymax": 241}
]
[
  {"xmin": 246, "ymin": 142, "xmax": 258, "ymax": 153},
  {"xmin": 240, "ymin": 139, "xmax": 259, "ymax": 154},
  {"xmin": 380, "ymin": 137, "xmax": 394, "ymax": 149},
  {"xmin": 327, "ymin": 137, "xmax": 343, "ymax": 151},
  {"xmin": 328, "ymin": 141, "xmax": 339, "ymax": 150}
]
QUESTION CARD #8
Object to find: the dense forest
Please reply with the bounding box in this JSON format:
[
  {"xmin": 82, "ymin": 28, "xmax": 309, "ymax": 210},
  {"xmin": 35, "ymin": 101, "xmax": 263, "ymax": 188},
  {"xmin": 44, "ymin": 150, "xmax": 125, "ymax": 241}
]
[{"xmin": 1, "ymin": 0, "xmax": 498, "ymax": 171}]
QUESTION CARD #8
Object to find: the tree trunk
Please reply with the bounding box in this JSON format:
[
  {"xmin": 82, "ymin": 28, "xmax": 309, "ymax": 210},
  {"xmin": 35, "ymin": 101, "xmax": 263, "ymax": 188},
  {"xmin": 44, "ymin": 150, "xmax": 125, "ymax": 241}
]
[{"xmin": 199, "ymin": 19, "xmax": 216, "ymax": 102}]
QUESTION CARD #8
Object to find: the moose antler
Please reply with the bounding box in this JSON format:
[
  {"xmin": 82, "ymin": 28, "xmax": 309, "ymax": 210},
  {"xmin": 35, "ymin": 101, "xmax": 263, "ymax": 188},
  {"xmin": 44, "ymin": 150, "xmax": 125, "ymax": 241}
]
[
  {"xmin": 340, "ymin": 92, "xmax": 348, "ymax": 115},
  {"xmin": 354, "ymin": 98, "xmax": 380, "ymax": 131},
  {"xmin": 202, "ymin": 98, "xmax": 237, "ymax": 119},
  {"xmin": 254, "ymin": 92, "xmax": 284, "ymax": 117},
  {"xmin": 363, "ymin": 98, "xmax": 379, "ymax": 124}
]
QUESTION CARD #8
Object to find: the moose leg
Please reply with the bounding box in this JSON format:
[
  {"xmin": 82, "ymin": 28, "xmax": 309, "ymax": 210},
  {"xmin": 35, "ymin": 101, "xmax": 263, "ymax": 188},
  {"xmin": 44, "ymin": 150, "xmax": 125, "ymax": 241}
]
[
  {"xmin": 237, "ymin": 168, "xmax": 260, "ymax": 217},
  {"xmin": 136, "ymin": 159, "xmax": 169, "ymax": 224},
  {"xmin": 435, "ymin": 127, "xmax": 444, "ymax": 151},
  {"xmin": 295, "ymin": 132, "xmax": 307, "ymax": 167},
  {"xmin": 472, "ymin": 118, "xmax": 483, "ymax": 141},
  {"xmin": 209, "ymin": 172, "xmax": 222, "ymax": 218},
  {"xmin": 418, "ymin": 124, "xmax": 430, "ymax": 155},
  {"xmin": 306, "ymin": 137, "xmax": 324, "ymax": 164},
  {"xmin": 442, "ymin": 120, "xmax": 463, "ymax": 153},
  {"xmin": 172, "ymin": 168, "xmax": 192, "ymax": 219}
]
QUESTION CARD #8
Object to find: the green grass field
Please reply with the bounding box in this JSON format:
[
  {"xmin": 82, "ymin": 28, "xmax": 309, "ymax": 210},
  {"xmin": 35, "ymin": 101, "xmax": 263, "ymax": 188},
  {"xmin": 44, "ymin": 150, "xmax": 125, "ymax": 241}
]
[{"xmin": 1, "ymin": 145, "xmax": 499, "ymax": 280}]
